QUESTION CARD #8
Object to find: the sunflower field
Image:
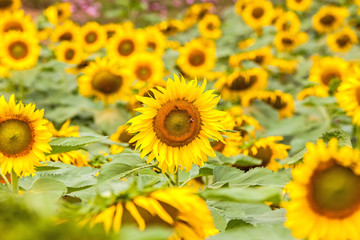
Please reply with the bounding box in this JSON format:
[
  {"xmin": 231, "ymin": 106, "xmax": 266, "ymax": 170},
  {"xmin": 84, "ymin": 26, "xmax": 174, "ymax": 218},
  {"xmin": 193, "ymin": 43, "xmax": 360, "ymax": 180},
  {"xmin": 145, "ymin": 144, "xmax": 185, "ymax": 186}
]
[{"xmin": 2, "ymin": 0, "xmax": 360, "ymax": 239}]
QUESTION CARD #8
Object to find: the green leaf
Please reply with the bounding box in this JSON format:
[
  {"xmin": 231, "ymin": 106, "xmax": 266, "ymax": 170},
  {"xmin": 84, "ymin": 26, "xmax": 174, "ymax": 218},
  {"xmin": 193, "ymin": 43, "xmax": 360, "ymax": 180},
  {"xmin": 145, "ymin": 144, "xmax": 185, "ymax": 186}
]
[
  {"xmin": 283, "ymin": 148, "xmax": 307, "ymax": 165},
  {"xmin": 49, "ymin": 136, "xmax": 108, "ymax": 155},
  {"xmin": 209, "ymin": 152, "xmax": 261, "ymax": 166},
  {"xmin": 321, "ymin": 128, "xmax": 352, "ymax": 147},
  {"xmin": 23, "ymin": 178, "xmax": 67, "ymax": 201}
]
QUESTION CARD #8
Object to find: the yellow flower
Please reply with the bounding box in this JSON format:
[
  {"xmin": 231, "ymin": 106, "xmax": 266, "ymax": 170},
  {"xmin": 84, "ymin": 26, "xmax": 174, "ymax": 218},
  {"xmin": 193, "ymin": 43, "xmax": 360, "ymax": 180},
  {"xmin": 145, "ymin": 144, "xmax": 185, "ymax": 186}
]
[
  {"xmin": 50, "ymin": 20, "xmax": 81, "ymax": 43},
  {"xmin": 241, "ymin": 0, "xmax": 274, "ymax": 30},
  {"xmin": 312, "ymin": 5, "xmax": 348, "ymax": 33},
  {"xmin": 0, "ymin": 31, "xmax": 40, "ymax": 70},
  {"xmin": 0, "ymin": 0, "xmax": 21, "ymax": 14},
  {"xmin": 229, "ymin": 46, "xmax": 273, "ymax": 68},
  {"xmin": 327, "ymin": 26, "xmax": 358, "ymax": 53},
  {"xmin": 55, "ymin": 41, "xmax": 85, "ymax": 65},
  {"xmin": 183, "ymin": 2, "xmax": 213, "ymax": 28},
  {"xmin": 110, "ymin": 125, "xmax": 135, "ymax": 154},
  {"xmin": 177, "ymin": 38, "xmax": 216, "ymax": 78},
  {"xmin": 284, "ymin": 138, "xmax": 360, "ymax": 240},
  {"xmin": 0, "ymin": 95, "xmax": 52, "ymax": 176},
  {"xmin": 297, "ymin": 85, "xmax": 329, "ymax": 100},
  {"xmin": 78, "ymin": 57, "xmax": 132, "ymax": 104},
  {"xmin": 81, "ymin": 22, "xmax": 107, "ymax": 53},
  {"xmin": 234, "ymin": 0, "xmax": 253, "ymax": 16},
  {"xmin": 103, "ymin": 23, "xmax": 121, "ymax": 40},
  {"xmin": 44, "ymin": 2, "xmax": 71, "ymax": 25},
  {"xmin": 269, "ymin": 58, "xmax": 298, "ymax": 74},
  {"xmin": 0, "ymin": 10, "xmax": 36, "ymax": 36},
  {"xmin": 144, "ymin": 26, "xmax": 167, "ymax": 56},
  {"xmin": 198, "ymin": 14, "xmax": 222, "ymax": 40},
  {"xmin": 127, "ymin": 75, "xmax": 226, "ymax": 173},
  {"xmin": 273, "ymin": 31, "xmax": 308, "ymax": 52},
  {"xmin": 286, "ymin": 0, "xmax": 312, "ymax": 11},
  {"xmin": 0, "ymin": 60, "xmax": 10, "ymax": 78},
  {"xmin": 274, "ymin": 11, "xmax": 301, "ymax": 33},
  {"xmin": 157, "ymin": 19, "xmax": 185, "ymax": 36},
  {"xmin": 336, "ymin": 77, "xmax": 360, "ymax": 125},
  {"xmin": 237, "ymin": 38, "xmax": 255, "ymax": 49}
]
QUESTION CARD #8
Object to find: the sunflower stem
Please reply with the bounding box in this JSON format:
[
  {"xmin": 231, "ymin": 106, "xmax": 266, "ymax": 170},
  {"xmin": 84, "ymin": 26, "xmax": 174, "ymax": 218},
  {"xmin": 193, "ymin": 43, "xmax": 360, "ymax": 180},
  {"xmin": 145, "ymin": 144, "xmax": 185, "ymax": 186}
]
[
  {"xmin": 165, "ymin": 172, "xmax": 176, "ymax": 186},
  {"xmin": 356, "ymin": 125, "xmax": 360, "ymax": 149},
  {"xmin": 11, "ymin": 170, "xmax": 19, "ymax": 194},
  {"xmin": 0, "ymin": 171, "xmax": 11, "ymax": 190},
  {"xmin": 174, "ymin": 170, "xmax": 179, "ymax": 187}
]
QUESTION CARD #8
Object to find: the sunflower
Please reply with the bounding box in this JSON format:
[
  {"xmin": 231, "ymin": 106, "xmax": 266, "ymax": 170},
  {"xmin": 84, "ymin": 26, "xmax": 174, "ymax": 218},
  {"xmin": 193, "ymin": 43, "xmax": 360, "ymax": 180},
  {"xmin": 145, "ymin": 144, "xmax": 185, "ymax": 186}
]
[
  {"xmin": 234, "ymin": 0, "xmax": 253, "ymax": 16},
  {"xmin": 81, "ymin": 22, "xmax": 107, "ymax": 53},
  {"xmin": 286, "ymin": 0, "xmax": 312, "ymax": 11},
  {"xmin": 241, "ymin": 0, "xmax": 274, "ymax": 30},
  {"xmin": 107, "ymin": 29, "xmax": 146, "ymax": 64},
  {"xmin": 242, "ymin": 136, "xmax": 289, "ymax": 171},
  {"xmin": 104, "ymin": 23, "xmax": 120, "ymax": 40},
  {"xmin": 312, "ymin": 6, "xmax": 349, "ymax": 34},
  {"xmin": 271, "ymin": 7, "xmax": 285, "ymax": 25},
  {"xmin": 44, "ymin": 2, "xmax": 71, "ymax": 25},
  {"xmin": 84, "ymin": 187, "xmax": 218, "ymax": 239},
  {"xmin": 309, "ymin": 56, "xmax": 348, "ymax": 87},
  {"xmin": 78, "ymin": 57, "xmax": 132, "ymax": 105},
  {"xmin": 144, "ymin": 27, "xmax": 166, "ymax": 56},
  {"xmin": 157, "ymin": 19, "xmax": 185, "ymax": 36},
  {"xmin": 0, "ymin": 10, "xmax": 36, "ymax": 36},
  {"xmin": 215, "ymin": 68, "xmax": 268, "ymax": 101},
  {"xmin": 233, "ymin": 115, "xmax": 261, "ymax": 140},
  {"xmin": 273, "ymin": 31, "xmax": 308, "ymax": 52},
  {"xmin": 274, "ymin": 11, "xmax": 301, "ymax": 33},
  {"xmin": 237, "ymin": 38, "xmax": 255, "ymax": 49},
  {"xmin": 0, "ymin": 31, "xmax": 40, "ymax": 70},
  {"xmin": 229, "ymin": 46, "xmax": 273, "ymax": 68},
  {"xmin": 297, "ymin": 85, "xmax": 329, "ymax": 100},
  {"xmin": 66, "ymin": 59, "xmax": 92, "ymax": 75},
  {"xmin": 46, "ymin": 120, "xmax": 89, "ymax": 167},
  {"xmin": 284, "ymin": 138, "xmax": 360, "ymax": 240},
  {"xmin": 183, "ymin": 2, "xmax": 213, "ymax": 29},
  {"xmin": 127, "ymin": 75, "xmax": 226, "ymax": 173},
  {"xmin": 129, "ymin": 52, "xmax": 164, "ymax": 86},
  {"xmin": 0, "ymin": 95, "xmax": 52, "ymax": 176},
  {"xmin": 50, "ymin": 20, "xmax": 81, "ymax": 43},
  {"xmin": 0, "ymin": 60, "xmax": 10, "ymax": 78},
  {"xmin": 327, "ymin": 26, "xmax": 358, "ymax": 53},
  {"xmin": 336, "ymin": 77, "xmax": 360, "ymax": 125},
  {"xmin": 177, "ymin": 38, "xmax": 216, "ymax": 78},
  {"xmin": 55, "ymin": 41, "xmax": 84, "ymax": 65},
  {"xmin": 242, "ymin": 90, "xmax": 295, "ymax": 119},
  {"xmin": 0, "ymin": 0, "xmax": 21, "ymax": 14},
  {"xmin": 269, "ymin": 58, "xmax": 298, "ymax": 74},
  {"xmin": 109, "ymin": 125, "xmax": 135, "ymax": 154},
  {"xmin": 198, "ymin": 14, "xmax": 222, "ymax": 40}
]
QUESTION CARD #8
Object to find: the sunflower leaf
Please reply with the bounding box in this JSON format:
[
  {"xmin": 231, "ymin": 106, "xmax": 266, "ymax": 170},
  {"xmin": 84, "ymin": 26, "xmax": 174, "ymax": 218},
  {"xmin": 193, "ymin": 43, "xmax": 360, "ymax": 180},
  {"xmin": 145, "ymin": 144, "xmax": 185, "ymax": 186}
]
[{"xmin": 48, "ymin": 136, "xmax": 108, "ymax": 155}]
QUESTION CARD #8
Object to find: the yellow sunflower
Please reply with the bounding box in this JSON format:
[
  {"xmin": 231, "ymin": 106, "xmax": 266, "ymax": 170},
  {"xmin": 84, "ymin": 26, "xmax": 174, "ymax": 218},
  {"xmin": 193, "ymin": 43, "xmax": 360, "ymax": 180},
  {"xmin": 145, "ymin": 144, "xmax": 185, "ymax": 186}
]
[
  {"xmin": 104, "ymin": 23, "xmax": 120, "ymax": 40},
  {"xmin": 177, "ymin": 38, "xmax": 216, "ymax": 78},
  {"xmin": 55, "ymin": 41, "xmax": 85, "ymax": 65},
  {"xmin": 0, "ymin": 60, "xmax": 10, "ymax": 78},
  {"xmin": 198, "ymin": 14, "xmax": 222, "ymax": 40},
  {"xmin": 229, "ymin": 46, "xmax": 273, "ymax": 68},
  {"xmin": 297, "ymin": 85, "xmax": 329, "ymax": 100},
  {"xmin": 78, "ymin": 57, "xmax": 132, "ymax": 105},
  {"xmin": 284, "ymin": 138, "xmax": 360, "ymax": 240},
  {"xmin": 309, "ymin": 56, "xmax": 349, "ymax": 87},
  {"xmin": 46, "ymin": 120, "xmax": 89, "ymax": 167},
  {"xmin": 110, "ymin": 125, "xmax": 135, "ymax": 154},
  {"xmin": 312, "ymin": 6, "xmax": 349, "ymax": 34},
  {"xmin": 215, "ymin": 68, "xmax": 268, "ymax": 101},
  {"xmin": 0, "ymin": 31, "xmax": 40, "ymax": 70},
  {"xmin": 0, "ymin": 10, "xmax": 36, "ymax": 36},
  {"xmin": 50, "ymin": 20, "xmax": 81, "ymax": 43},
  {"xmin": 273, "ymin": 31, "xmax": 308, "ymax": 52},
  {"xmin": 274, "ymin": 11, "xmax": 301, "ymax": 33},
  {"xmin": 237, "ymin": 38, "xmax": 255, "ymax": 49},
  {"xmin": 157, "ymin": 19, "xmax": 185, "ymax": 36},
  {"xmin": 269, "ymin": 58, "xmax": 298, "ymax": 74},
  {"xmin": 84, "ymin": 187, "xmax": 218, "ymax": 239},
  {"xmin": 66, "ymin": 59, "xmax": 92, "ymax": 75},
  {"xmin": 129, "ymin": 52, "xmax": 164, "ymax": 86},
  {"xmin": 0, "ymin": 95, "xmax": 52, "ymax": 176},
  {"xmin": 144, "ymin": 26, "xmax": 167, "ymax": 56},
  {"xmin": 0, "ymin": 0, "xmax": 21, "ymax": 14},
  {"xmin": 242, "ymin": 136, "xmax": 289, "ymax": 171},
  {"xmin": 107, "ymin": 29, "xmax": 146, "ymax": 64},
  {"xmin": 336, "ymin": 77, "xmax": 360, "ymax": 125},
  {"xmin": 241, "ymin": 0, "xmax": 274, "ymax": 30},
  {"xmin": 271, "ymin": 7, "xmax": 285, "ymax": 25},
  {"xmin": 127, "ymin": 75, "xmax": 226, "ymax": 173},
  {"xmin": 44, "ymin": 2, "xmax": 71, "ymax": 25},
  {"xmin": 286, "ymin": 0, "xmax": 312, "ymax": 11},
  {"xmin": 234, "ymin": 0, "xmax": 253, "ymax": 16},
  {"xmin": 183, "ymin": 2, "xmax": 213, "ymax": 29},
  {"xmin": 327, "ymin": 26, "xmax": 358, "ymax": 53},
  {"xmin": 81, "ymin": 22, "xmax": 107, "ymax": 53}
]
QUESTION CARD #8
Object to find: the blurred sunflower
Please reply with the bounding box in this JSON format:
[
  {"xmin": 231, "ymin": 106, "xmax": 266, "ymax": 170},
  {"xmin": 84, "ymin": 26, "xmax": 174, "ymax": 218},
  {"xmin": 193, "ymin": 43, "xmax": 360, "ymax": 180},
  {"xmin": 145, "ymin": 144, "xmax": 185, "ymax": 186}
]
[
  {"xmin": 66, "ymin": 59, "xmax": 91, "ymax": 75},
  {"xmin": 215, "ymin": 68, "xmax": 268, "ymax": 101},
  {"xmin": 0, "ymin": 10, "xmax": 36, "ymax": 36},
  {"xmin": 0, "ymin": 0, "xmax": 21, "ymax": 14},
  {"xmin": 309, "ymin": 56, "xmax": 348, "ymax": 87},
  {"xmin": 110, "ymin": 125, "xmax": 135, "ymax": 154},
  {"xmin": 0, "ymin": 95, "xmax": 52, "ymax": 176},
  {"xmin": 326, "ymin": 26, "xmax": 358, "ymax": 53},
  {"xmin": 78, "ymin": 57, "xmax": 132, "ymax": 104},
  {"xmin": 234, "ymin": 0, "xmax": 253, "ymax": 16},
  {"xmin": 44, "ymin": 2, "xmax": 71, "ymax": 25},
  {"xmin": 198, "ymin": 14, "xmax": 222, "ymax": 40},
  {"xmin": 157, "ymin": 19, "xmax": 185, "ymax": 36},
  {"xmin": 284, "ymin": 139, "xmax": 360, "ymax": 240},
  {"xmin": 129, "ymin": 52, "xmax": 164, "ymax": 86},
  {"xmin": 104, "ymin": 23, "xmax": 120, "ymax": 40},
  {"xmin": 177, "ymin": 38, "xmax": 216, "ymax": 78},
  {"xmin": 127, "ymin": 75, "xmax": 226, "ymax": 173},
  {"xmin": 286, "ymin": 0, "xmax": 312, "ymax": 11},
  {"xmin": 297, "ymin": 85, "xmax": 329, "ymax": 100},
  {"xmin": 269, "ymin": 58, "xmax": 298, "ymax": 74},
  {"xmin": 50, "ymin": 20, "xmax": 81, "ymax": 43},
  {"xmin": 183, "ymin": 2, "xmax": 213, "ymax": 28},
  {"xmin": 237, "ymin": 38, "xmax": 255, "ymax": 49},
  {"xmin": 229, "ymin": 46, "xmax": 273, "ymax": 68},
  {"xmin": 81, "ymin": 22, "xmax": 107, "ymax": 53},
  {"xmin": 271, "ymin": 7, "xmax": 285, "ymax": 25},
  {"xmin": 336, "ymin": 77, "xmax": 360, "ymax": 125},
  {"xmin": 0, "ymin": 31, "xmax": 40, "ymax": 70},
  {"xmin": 84, "ymin": 187, "xmax": 218, "ymax": 239},
  {"xmin": 144, "ymin": 27, "xmax": 167, "ymax": 56},
  {"xmin": 242, "ymin": 136, "xmax": 289, "ymax": 171},
  {"xmin": 46, "ymin": 120, "xmax": 89, "ymax": 167},
  {"xmin": 55, "ymin": 41, "xmax": 84, "ymax": 65},
  {"xmin": 273, "ymin": 31, "xmax": 308, "ymax": 52},
  {"xmin": 0, "ymin": 60, "xmax": 10, "ymax": 78},
  {"xmin": 312, "ymin": 6, "xmax": 348, "ymax": 33},
  {"xmin": 274, "ymin": 11, "xmax": 301, "ymax": 33},
  {"xmin": 241, "ymin": 0, "xmax": 274, "ymax": 30}
]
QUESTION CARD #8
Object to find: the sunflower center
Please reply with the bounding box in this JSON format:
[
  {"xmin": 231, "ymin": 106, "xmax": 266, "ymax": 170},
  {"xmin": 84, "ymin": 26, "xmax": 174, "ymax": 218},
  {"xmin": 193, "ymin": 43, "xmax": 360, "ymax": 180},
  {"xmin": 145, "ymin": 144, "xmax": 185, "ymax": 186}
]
[
  {"xmin": 135, "ymin": 65, "xmax": 152, "ymax": 81},
  {"xmin": 153, "ymin": 99, "xmax": 201, "ymax": 147},
  {"xmin": 282, "ymin": 22, "xmax": 291, "ymax": 31},
  {"xmin": 320, "ymin": 14, "xmax": 335, "ymax": 26},
  {"xmin": 91, "ymin": 70, "xmax": 123, "ymax": 94},
  {"xmin": 211, "ymin": 140, "xmax": 225, "ymax": 152},
  {"xmin": 264, "ymin": 95, "xmax": 287, "ymax": 109},
  {"xmin": 117, "ymin": 39, "xmax": 135, "ymax": 56},
  {"xmin": 254, "ymin": 55, "xmax": 264, "ymax": 64},
  {"xmin": 59, "ymin": 32, "xmax": 73, "ymax": 41},
  {"xmin": 8, "ymin": 41, "xmax": 28, "ymax": 60},
  {"xmin": 321, "ymin": 71, "xmax": 340, "ymax": 86},
  {"xmin": 64, "ymin": 49, "xmax": 75, "ymax": 60},
  {"xmin": 249, "ymin": 146, "xmax": 273, "ymax": 167},
  {"xmin": 147, "ymin": 41, "xmax": 157, "ymax": 50},
  {"xmin": 309, "ymin": 164, "xmax": 360, "ymax": 218},
  {"xmin": 188, "ymin": 50, "xmax": 205, "ymax": 67},
  {"xmin": 4, "ymin": 21, "xmax": 23, "ymax": 32},
  {"xmin": 228, "ymin": 75, "xmax": 256, "ymax": 91},
  {"xmin": 106, "ymin": 30, "xmax": 115, "ymax": 39},
  {"xmin": 57, "ymin": 9, "xmax": 63, "ymax": 17},
  {"xmin": 252, "ymin": 7, "xmax": 264, "ymax": 19},
  {"xmin": 207, "ymin": 23, "xmax": 215, "ymax": 30},
  {"xmin": 281, "ymin": 37, "xmax": 294, "ymax": 46},
  {"xmin": 85, "ymin": 31, "xmax": 98, "ymax": 44},
  {"xmin": 336, "ymin": 35, "xmax": 351, "ymax": 47},
  {"xmin": 0, "ymin": 119, "xmax": 34, "ymax": 157},
  {"xmin": 0, "ymin": 0, "xmax": 12, "ymax": 8},
  {"xmin": 119, "ymin": 130, "xmax": 132, "ymax": 143}
]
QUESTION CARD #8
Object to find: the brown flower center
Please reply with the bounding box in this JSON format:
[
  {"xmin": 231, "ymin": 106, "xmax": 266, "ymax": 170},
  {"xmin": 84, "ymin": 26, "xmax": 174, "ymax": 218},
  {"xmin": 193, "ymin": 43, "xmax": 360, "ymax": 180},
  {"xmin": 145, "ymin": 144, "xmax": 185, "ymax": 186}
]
[
  {"xmin": 8, "ymin": 41, "xmax": 28, "ymax": 60},
  {"xmin": 153, "ymin": 99, "xmax": 201, "ymax": 147},
  {"xmin": 254, "ymin": 55, "xmax": 265, "ymax": 64},
  {"xmin": 211, "ymin": 140, "xmax": 225, "ymax": 152},
  {"xmin": 320, "ymin": 14, "xmax": 335, "ymax": 26},
  {"xmin": 117, "ymin": 39, "xmax": 135, "ymax": 56},
  {"xmin": 0, "ymin": 119, "xmax": 34, "ymax": 157},
  {"xmin": 0, "ymin": 0, "xmax": 12, "ymax": 8},
  {"xmin": 59, "ymin": 32, "xmax": 73, "ymax": 41},
  {"xmin": 249, "ymin": 146, "xmax": 273, "ymax": 167},
  {"xmin": 264, "ymin": 95, "xmax": 287, "ymax": 109},
  {"xmin": 85, "ymin": 31, "xmax": 98, "ymax": 44},
  {"xmin": 321, "ymin": 71, "xmax": 340, "ymax": 86},
  {"xmin": 281, "ymin": 37, "xmax": 294, "ymax": 46},
  {"xmin": 228, "ymin": 74, "xmax": 256, "ymax": 91},
  {"xmin": 252, "ymin": 7, "xmax": 264, "ymax": 19},
  {"xmin": 64, "ymin": 49, "xmax": 75, "ymax": 60},
  {"xmin": 147, "ymin": 41, "xmax": 157, "ymax": 50},
  {"xmin": 135, "ymin": 65, "xmax": 152, "ymax": 81},
  {"xmin": 3, "ymin": 21, "xmax": 23, "ymax": 32},
  {"xmin": 336, "ymin": 34, "xmax": 351, "ymax": 48},
  {"xmin": 188, "ymin": 50, "xmax": 205, "ymax": 67},
  {"xmin": 207, "ymin": 23, "xmax": 215, "ymax": 31},
  {"xmin": 91, "ymin": 70, "xmax": 123, "ymax": 94},
  {"xmin": 106, "ymin": 30, "xmax": 115, "ymax": 39},
  {"xmin": 355, "ymin": 86, "xmax": 360, "ymax": 106}
]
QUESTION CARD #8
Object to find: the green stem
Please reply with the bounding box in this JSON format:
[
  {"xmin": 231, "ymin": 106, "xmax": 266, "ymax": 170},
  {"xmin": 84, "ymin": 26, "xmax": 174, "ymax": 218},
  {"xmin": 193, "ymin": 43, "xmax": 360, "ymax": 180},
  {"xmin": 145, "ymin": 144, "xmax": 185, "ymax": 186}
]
[
  {"xmin": 174, "ymin": 170, "xmax": 179, "ymax": 187},
  {"xmin": 165, "ymin": 172, "xmax": 176, "ymax": 186},
  {"xmin": 356, "ymin": 125, "xmax": 360, "ymax": 149},
  {"xmin": 0, "ymin": 171, "xmax": 10, "ymax": 190},
  {"xmin": 11, "ymin": 170, "xmax": 19, "ymax": 194}
]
